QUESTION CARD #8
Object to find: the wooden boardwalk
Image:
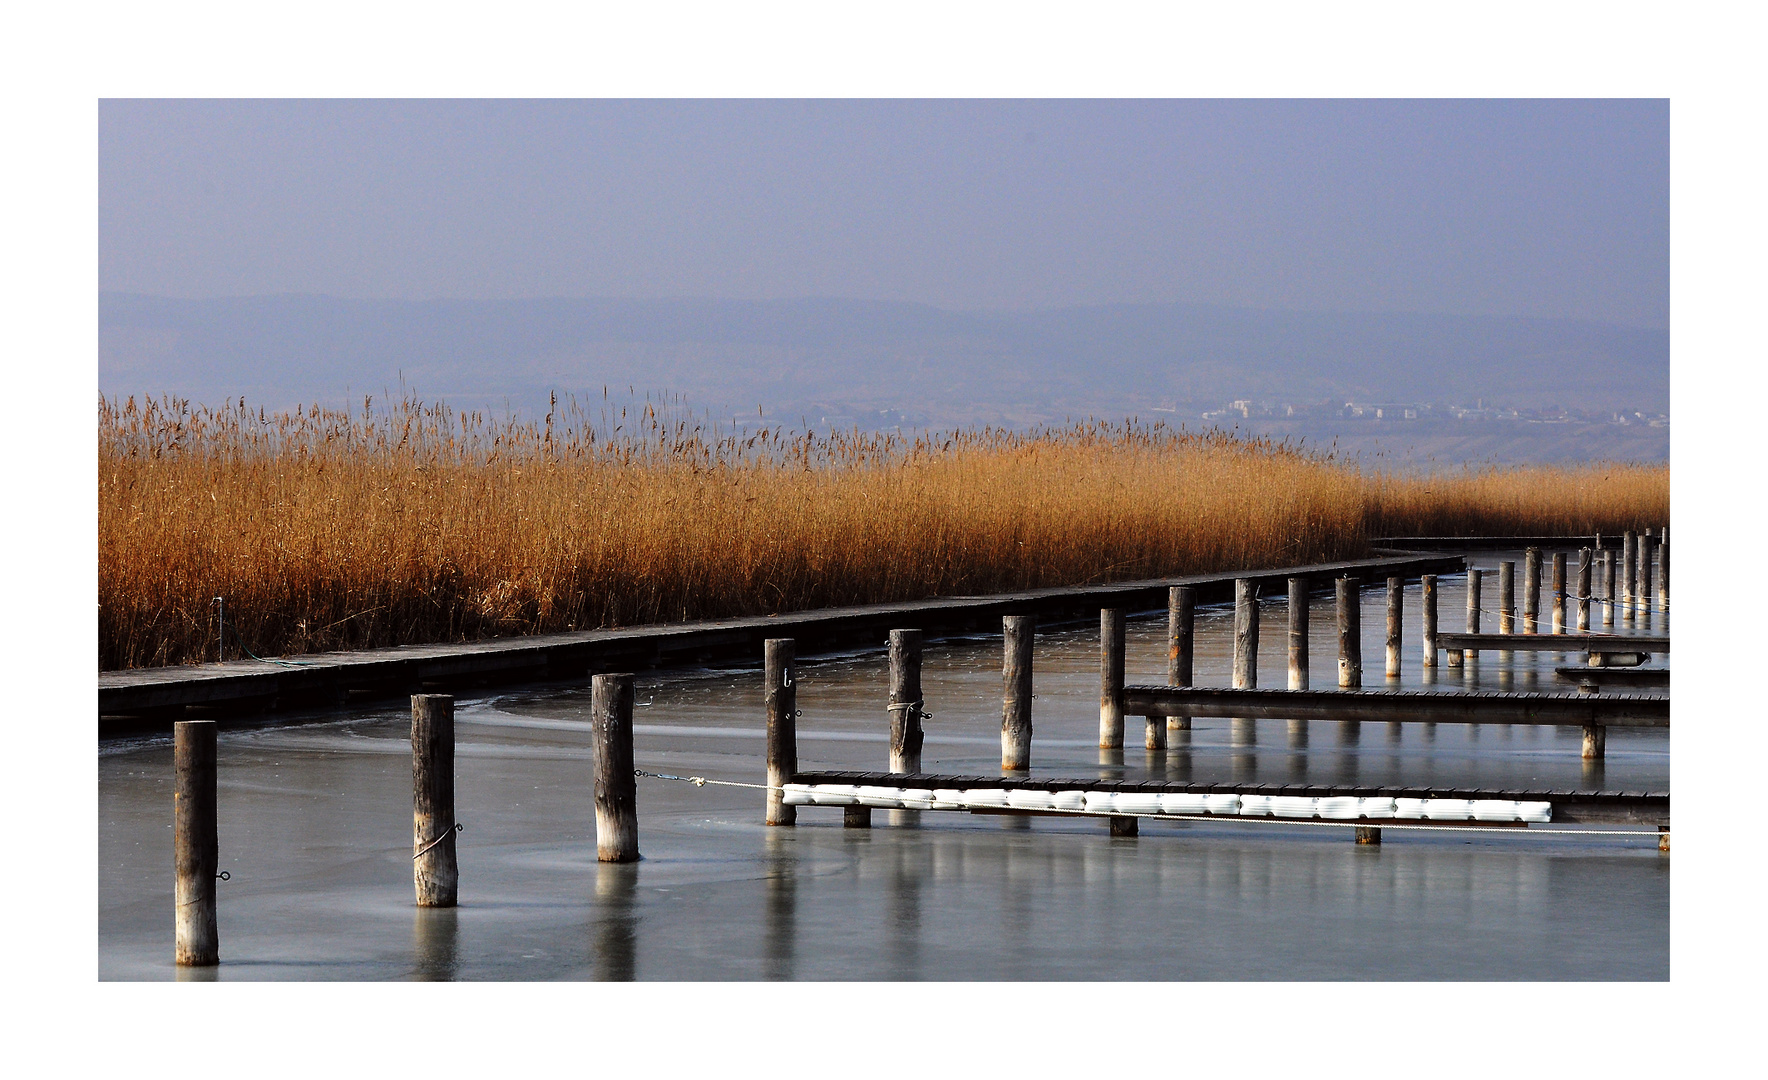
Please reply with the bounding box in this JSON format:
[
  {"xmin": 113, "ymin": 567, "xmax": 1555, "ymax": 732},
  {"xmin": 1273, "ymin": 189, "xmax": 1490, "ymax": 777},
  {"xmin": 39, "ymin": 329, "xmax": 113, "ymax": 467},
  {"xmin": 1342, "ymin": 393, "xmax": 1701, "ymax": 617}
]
[
  {"xmin": 1119, "ymin": 686, "xmax": 1668, "ymax": 726},
  {"xmin": 1436, "ymin": 631, "xmax": 1668, "ymax": 655},
  {"xmin": 100, "ymin": 551, "xmax": 1464, "ymax": 728},
  {"xmin": 791, "ymin": 770, "xmax": 1669, "ymax": 826}
]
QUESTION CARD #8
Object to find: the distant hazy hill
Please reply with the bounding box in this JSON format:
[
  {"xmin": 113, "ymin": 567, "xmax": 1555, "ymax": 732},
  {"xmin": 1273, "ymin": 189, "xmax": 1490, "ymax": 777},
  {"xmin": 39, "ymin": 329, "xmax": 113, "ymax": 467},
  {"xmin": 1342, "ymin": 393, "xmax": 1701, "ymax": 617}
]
[{"xmin": 100, "ymin": 293, "xmax": 1668, "ymax": 433}]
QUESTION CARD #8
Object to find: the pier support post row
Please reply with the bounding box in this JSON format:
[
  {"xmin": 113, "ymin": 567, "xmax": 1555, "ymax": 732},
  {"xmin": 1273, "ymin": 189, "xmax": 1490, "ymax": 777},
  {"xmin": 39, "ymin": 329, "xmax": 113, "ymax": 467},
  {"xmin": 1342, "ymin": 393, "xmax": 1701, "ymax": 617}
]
[
  {"xmin": 592, "ymin": 673, "xmax": 639, "ymax": 862},
  {"xmin": 1100, "ymin": 609, "xmax": 1125, "ymax": 749},
  {"xmin": 1551, "ymin": 552, "xmax": 1567, "ymax": 634},
  {"xmin": 174, "ymin": 719, "xmax": 219, "ymax": 966},
  {"xmin": 1522, "ymin": 548, "xmax": 1541, "ymax": 634},
  {"xmin": 1621, "ymin": 531, "xmax": 1636, "ymax": 620},
  {"xmin": 765, "ymin": 638, "xmax": 797, "ymax": 826},
  {"xmin": 1576, "ymin": 548, "xmax": 1592, "ymax": 632},
  {"xmin": 1337, "ymin": 577, "xmax": 1362, "ymax": 687},
  {"xmin": 1167, "ymin": 587, "xmax": 1194, "ymax": 735},
  {"xmin": 1602, "ymin": 550, "xmax": 1617, "ymax": 627},
  {"xmin": 1002, "ymin": 615, "xmax": 1034, "ymax": 770},
  {"xmin": 1288, "ymin": 576, "xmax": 1309, "ymax": 690},
  {"xmin": 1421, "ymin": 574, "xmax": 1438, "ymax": 668},
  {"xmin": 1385, "ymin": 577, "xmax": 1403, "ymax": 678},
  {"xmin": 890, "ymin": 629, "xmax": 925, "ymax": 773},
  {"xmin": 412, "ymin": 694, "xmax": 459, "ymax": 907},
  {"xmin": 1233, "ymin": 581, "xmax": 1258, "ymax": 690}
]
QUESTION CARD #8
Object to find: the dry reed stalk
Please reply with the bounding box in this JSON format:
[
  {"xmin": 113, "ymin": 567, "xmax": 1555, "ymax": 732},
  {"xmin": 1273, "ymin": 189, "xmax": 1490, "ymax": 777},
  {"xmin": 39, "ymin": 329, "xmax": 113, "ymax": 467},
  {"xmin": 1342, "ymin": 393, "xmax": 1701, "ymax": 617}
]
[{"xmin": 98, "ymin": 393, "xmax": 1668, "ymax": 670}]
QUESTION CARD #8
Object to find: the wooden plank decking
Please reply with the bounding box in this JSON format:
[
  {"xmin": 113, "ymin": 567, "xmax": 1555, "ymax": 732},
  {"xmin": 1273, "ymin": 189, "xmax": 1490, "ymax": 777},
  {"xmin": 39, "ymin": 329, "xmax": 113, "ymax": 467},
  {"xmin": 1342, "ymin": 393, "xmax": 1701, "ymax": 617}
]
[{"xmin": 1118, "ymin": 686, "xmax": 1668, "ymax": 726}]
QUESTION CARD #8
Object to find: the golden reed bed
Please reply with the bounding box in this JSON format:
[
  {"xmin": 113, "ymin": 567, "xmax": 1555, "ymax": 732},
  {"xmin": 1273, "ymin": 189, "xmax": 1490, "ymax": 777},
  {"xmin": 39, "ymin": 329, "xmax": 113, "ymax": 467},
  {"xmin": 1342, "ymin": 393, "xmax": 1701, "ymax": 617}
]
[{"xmin": 98, "ymin": 394, "xmax": 1668, "ymax": 670}]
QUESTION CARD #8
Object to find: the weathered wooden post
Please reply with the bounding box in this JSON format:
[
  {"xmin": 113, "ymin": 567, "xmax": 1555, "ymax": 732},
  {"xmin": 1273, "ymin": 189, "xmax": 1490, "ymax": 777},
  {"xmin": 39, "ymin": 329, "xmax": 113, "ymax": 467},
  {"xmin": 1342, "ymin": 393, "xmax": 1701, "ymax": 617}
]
[
  {"xmin": 1100, "ymin": 609, "xmax": 1125, "ymax": 749},
  {"xmin": 888, "ymin": 629, "xmax": 925, "ymax": 774},
  {"xmin": 174, "ymin": 719, "xmax": 219, "ymax": 966},
  {"xmin": 1232, "ymin": 580, "xmax": 1259, "ymax": 690},
  {"xmin": 411, "ymin": 694, "xmax": 458, "ymax": 907},
  {"xmin": 1576, "ymin": 548, "xmax": 1592, "ymax": 632},
  {"xmin": 1658, "ymin": 531, "xmax": 1670, "ymax": 612},
  {"xmin": 1522, "ymin": 547, "xmax": 1541, "ymax": 633},
  {"xmin": 765, "ymin": 638, "xmax": 797, "ymax": 827},
  {"xmin": 1288, "ymin": 576, "xmax": 1309, "ymax": 690},
  {"xmin": 592, "ymin": 673, "xmax": 639, "ymax": 862},
  {"xmin": 1639, "ymin": 536, "xmax": 1655, "ymax": 623},
  {"xmin": 1551, "ymin": 551, "xmax": 1567, "ymax": 634},
  {"xmin": 1420, "ymin": 574, "xmax": 1438, "ymax": 668},
  {"xmin": 1385, "ymin": 577, "xmax": 1403, "ymax": 679},
  {"xmin": 1167, "ymin": 586, "xmax": 1194, "ymax": 736},
  {"xmin": 1460, "ymin": 568, "xmax": 1483, "ymax": 665},
  {"xmin": 1002, "ymin": 615, "xmax": 1034, "ymax": 770},
  {"xmin": 1355, "ymin": 825, "xmax": 1381, "ymax": 846},
  {"xmin": 1336, "ymin": 576, "xmax": 1362, "ymax": 687},
  {"xmin": 1621, "ymin": 531, "xmax": 1636, "ymax": 621},
  {"xmin": 1498, "ymin": 561, "xmax": 1515, "ymax": 634},
  {"xmin": 1582, "ymin": 722, "xmax": 1606, "ymax": 762},
  {"xmin": 1602, "ymin": 550, "xmax": 1617, "ymax": 627}
]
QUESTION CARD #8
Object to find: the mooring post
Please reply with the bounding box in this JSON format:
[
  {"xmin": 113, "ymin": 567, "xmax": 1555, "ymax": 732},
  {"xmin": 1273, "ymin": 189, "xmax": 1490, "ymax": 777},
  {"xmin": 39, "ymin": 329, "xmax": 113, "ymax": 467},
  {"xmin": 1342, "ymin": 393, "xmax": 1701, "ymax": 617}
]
[
  {"xmin": 1498, "ymin": 561, "xmax": 1515, "ymax": 635},
  {"xmin": 1658, "ymin": 530, "xmax": 1670, "ymax": 612},
  {"xmin": 1639, "ymin": 536, "xmax": 1655, "ymax": 623},
  {"xmin": 1522, "ymin": 548, "xmax": 1541, "ymax": 634},
  {"xmin": 1288, "ymin": 576, "xmax": 1309, "ymax": 690},
  {"xmin": 765, "ymin": 638, "xmax": 797, "ymax": 826},
  {"xmin": 592, "ymin": 673, "xmax": 639, "ymax": 862},
  {"xmin": 1385, "ymin": 577, "xmax": 1403, "ymax": 679},
  {"xmin": 1551, "ymin": 551, "xmax": 1567, "ymax": 635},
  {"xmin": 1621, "ymin": 531, "xmax": 1636, "ymax": 621},
  {"xmin": 1167, "ymin": 586, "xmax": 1194, "ymax": 734},
  {"xmin": 1336, "ymin": 576, "xmax": 1362, "ymax": 687},
  {"xmin": 888, "ymin": 629, "xmax": 925, "ymax": 774},
  {"xmin": 411, "ymin": 694, "xmax": 459, "ymax": 907},
  {"xmin": 1099, "ymin": 609, "xmax": 1125, "ymax": 749},
  {"xmin": 173, "ymin": 719, "xmax": 219, "ymax": 966},
  {"xmin": 1002, "ymin": 615, "xmax": 1034, "ymax": 770},
  {"xmin": 1233, "ymin": 580, "xmax": 1259, "ymax": 690},
  {"xmin": 1421, "ymin": 574, "xmax": 1438, "ymax": 668},
  {"xmin": 1582, "ymin": 722, "xmax": 1606, "ymax": 762},
  {"xmin": 1602, "ymin": 550, "xmax": 1617, "ymax": 627},
  {"xmin": 1576, "ymin": 548, "xmax": 1592, "ymax": 632},
  {"xmin": 1463, "ymin": 568, "xmax": 1483, "ymax": 664}
]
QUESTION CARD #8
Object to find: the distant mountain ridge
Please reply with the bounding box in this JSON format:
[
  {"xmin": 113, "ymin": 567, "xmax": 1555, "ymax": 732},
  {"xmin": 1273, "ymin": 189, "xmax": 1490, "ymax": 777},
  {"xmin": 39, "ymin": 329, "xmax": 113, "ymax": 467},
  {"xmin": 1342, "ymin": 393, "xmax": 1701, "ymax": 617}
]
[{"xmin": 100, "ymin": 292, "xmax": 1669, "ymax": 426}]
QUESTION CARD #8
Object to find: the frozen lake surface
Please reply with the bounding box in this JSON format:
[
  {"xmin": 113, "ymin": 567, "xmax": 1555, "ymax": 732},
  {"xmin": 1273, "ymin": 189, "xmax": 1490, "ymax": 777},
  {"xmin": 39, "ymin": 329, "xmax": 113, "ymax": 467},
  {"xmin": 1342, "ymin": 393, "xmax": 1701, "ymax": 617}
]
[{"xmin": 99, "ymin": 554, "xmax": 1669, "ymax": 979}]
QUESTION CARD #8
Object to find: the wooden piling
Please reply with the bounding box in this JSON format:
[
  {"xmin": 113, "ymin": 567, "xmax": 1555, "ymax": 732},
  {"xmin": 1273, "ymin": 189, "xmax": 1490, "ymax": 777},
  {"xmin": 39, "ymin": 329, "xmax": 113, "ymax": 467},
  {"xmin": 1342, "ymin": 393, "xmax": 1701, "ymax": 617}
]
[
  {"xmin": 591, "ymin": 673, "xmax": 639, "ymax": 863},
  {"xmin": 1658, "ymin": 531, "xmax": 1670, "ymax": 612},
  {"xmin": 1421, "ymin": 574, "xmax": 1438, "ymax": 668},
  {"xmin": 1463, "ymin": 568, "xmax": 1483, "ymax": 663},
  {"xmin": 1582, "ymin": 723, "xmax": 1606, "ymax": 762},
  {"xmin": 411, "ymin": 694, "xmax": 458, "ymax": 907},
  {"xmin": 173, "ymin": 719, "xmax": 219, "ymax": 966},
  {"xmin": 1002, "ymin": 615, "xmax": 1034, "ymax": 770},
  {"xmin": 1621, "ymin": 532, "xmax": 1636, "ymax": 620},
  {"xmin": 1336, "ymin": 577, "xmax": 1362, "ymax": 687},
  {"xmin": 1522, "ymin": 548, "xmax": 1540, "ymax": 633},
  {"xmin": 1110, "ymin": 816, "xmax": 1139, "ymax": 838},
  {"xmin": 1167, "ymin": 586, "xmax": 1194, "ymax": 733},
  {"xmin": 1551, "ymin": 551, "xmax": 1567, "ymax": 635},
  {"xmin": 844, "ymin": 806, "xmax": 872, "ymax": 829},
  {"xmin": 1498, "ymin": 561, "xmax": 1515, "ymax": 635},
  {"xmin": 1576, "ymin": 549, "xmax": 1592, "ymax": 632},
  {"xmin": 1602, "ymin": 550, "xmax": 1617, "ymax": 627},
  {"xmin": 1233, "ymin": 581, "xmax": 1258, "ymax": 690},
  {"xmin": 765, "ymin": 638, "xmax": 797, "ymax": 826},
  {"xmin": 1355, "ymin": 826, "xmax": 1381, "ymax": 845},
  {"xmin": 889, "ymin": 629, "xmax": 925, "ymax": 774},
  {"xmin": 1385, "ymin": 577, "xmax": 1402, "ymax": 679},
  {"xmin": 1639, "ymin": 536, "xmax": 1654, "ymax": 621},
  {"xmin": 1100, "ymin": 609, "xmax": 1125, "ymax": 749},
  {"xmin": 1288, "ymin": 576, "xmax": 1309, "ymax": 690}
]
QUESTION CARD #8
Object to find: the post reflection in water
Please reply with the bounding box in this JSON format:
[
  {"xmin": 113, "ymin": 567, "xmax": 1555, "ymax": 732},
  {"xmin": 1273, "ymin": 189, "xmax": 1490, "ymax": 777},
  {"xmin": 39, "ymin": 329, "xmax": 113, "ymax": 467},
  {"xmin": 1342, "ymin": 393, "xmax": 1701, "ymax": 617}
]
[
  {"xmin": 1097, "ymin": 746, "xmax": 1124, "ymax": 779},
  {"xmin": 593, "ymin": 862, "xmax": 639, "ymax": 981},
  {"xmin": 763, "ymin": 830, "xmax": 797, "ymax": 981},
  {"xmin": 411, "ymin": 905, "xmax": 459, "ymax": 982},
  {"xmin": 885, "ymin": 837, "xmax": 929, "ymax": 979}
]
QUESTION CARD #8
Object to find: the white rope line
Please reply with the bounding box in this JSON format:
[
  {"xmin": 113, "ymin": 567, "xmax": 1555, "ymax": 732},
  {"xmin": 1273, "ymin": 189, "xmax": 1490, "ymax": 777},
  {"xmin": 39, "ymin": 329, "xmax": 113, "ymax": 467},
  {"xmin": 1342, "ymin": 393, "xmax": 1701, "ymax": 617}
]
[{"xmin": 631, "ymin": 770, "xmax": 1664, "ymax": 840}]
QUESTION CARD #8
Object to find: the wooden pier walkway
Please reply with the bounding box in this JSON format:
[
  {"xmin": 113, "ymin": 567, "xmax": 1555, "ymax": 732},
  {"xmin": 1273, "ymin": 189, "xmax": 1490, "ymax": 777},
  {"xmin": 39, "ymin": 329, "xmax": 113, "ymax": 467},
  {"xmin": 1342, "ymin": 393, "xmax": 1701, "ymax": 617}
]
[
  {"xmin": 99, "ymin": 551, "xmax": 1463, "ymax": 729},
  {"xmin": 1118, "ymin": 686, "xmax": 1668, "ymax": 726},
  {"xmin": 1435, "ymin": 632, "xmax": 1668, "ymax": 655}
]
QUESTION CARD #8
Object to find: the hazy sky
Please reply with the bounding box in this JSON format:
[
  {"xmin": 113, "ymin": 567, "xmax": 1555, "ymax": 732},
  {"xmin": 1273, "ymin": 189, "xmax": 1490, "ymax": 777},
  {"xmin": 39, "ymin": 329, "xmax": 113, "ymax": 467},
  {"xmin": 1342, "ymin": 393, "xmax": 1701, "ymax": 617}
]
[{"xmin": 99, "ymin": 99, "xmax": 1668, "ymax": 329}]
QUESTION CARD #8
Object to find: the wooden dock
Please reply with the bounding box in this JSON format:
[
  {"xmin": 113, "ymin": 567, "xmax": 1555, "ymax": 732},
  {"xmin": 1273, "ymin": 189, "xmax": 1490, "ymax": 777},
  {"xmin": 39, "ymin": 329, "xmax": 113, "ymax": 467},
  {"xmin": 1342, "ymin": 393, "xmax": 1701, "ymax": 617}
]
[
  {"xmin": 99, "ymin": 551, "xmax": 1464, "ymax": 729},
  {"xmin": 1435, "ymin": 632, "xmax": 1668, "ymax": 655},
  {"xmin": 791, "ymin": 770, "xmax": 1669, "ymax": 826},
  {"xmin": 1118, "ymin": 686, "xmax": 1668, "ymax": 726}
]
